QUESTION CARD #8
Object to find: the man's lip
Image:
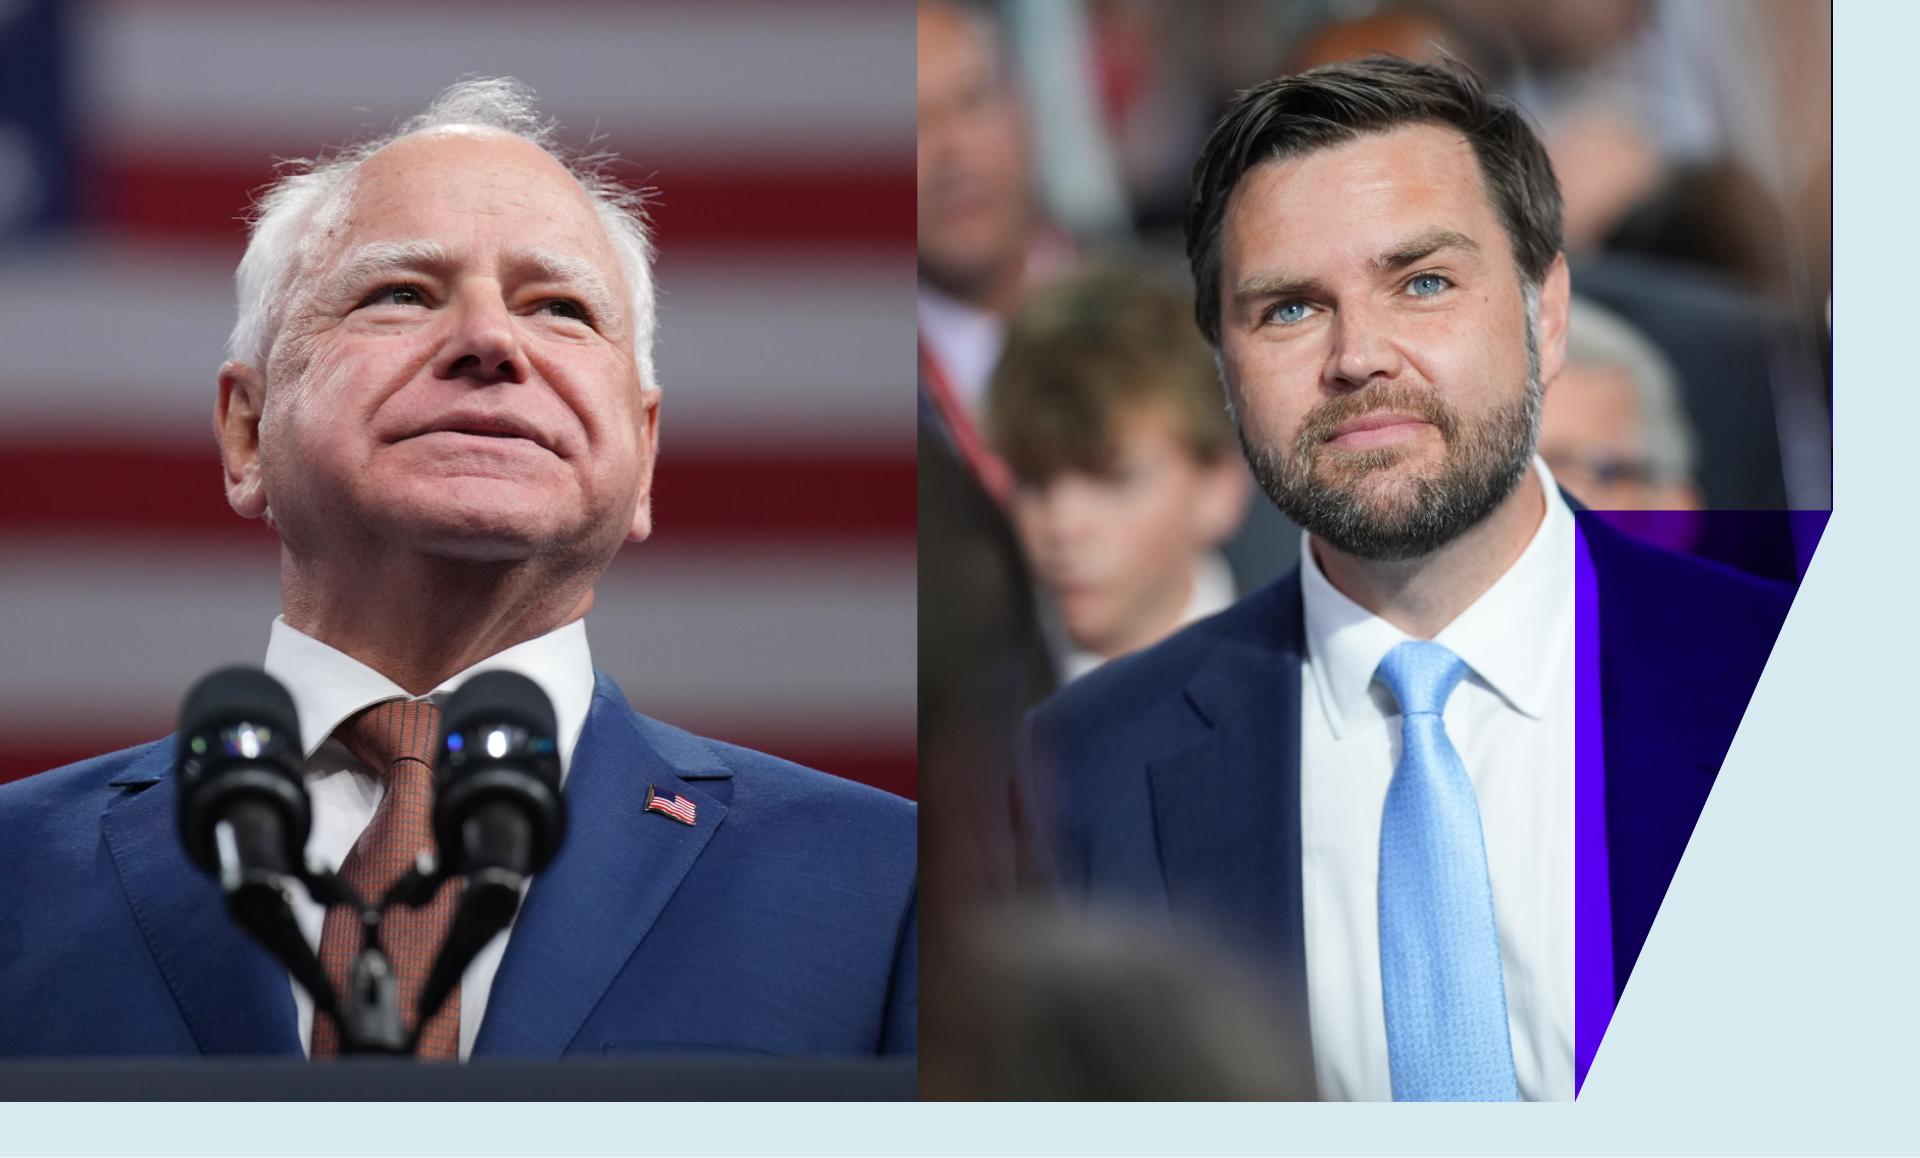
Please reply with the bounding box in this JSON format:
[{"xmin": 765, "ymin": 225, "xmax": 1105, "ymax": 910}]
[
  {"xmin": 1326, "ymin": 411, "xmax": 1429, "ymax": 440},
  {"xmin": 407, "ymin": 417, "xmax": 555, "ymax": 451}
]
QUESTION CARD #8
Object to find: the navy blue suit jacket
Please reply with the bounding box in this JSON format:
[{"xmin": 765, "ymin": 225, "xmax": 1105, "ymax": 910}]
[
  {"xmin": 1019, "ymin": 512, "xmax": 1791, "ymax": 1066},
  {"xmin": 0, "ymin": 673, "xmax": 916, "ymax": 1058}
]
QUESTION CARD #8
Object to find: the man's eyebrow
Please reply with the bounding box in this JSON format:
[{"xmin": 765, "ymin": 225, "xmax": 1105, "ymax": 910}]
[
  {"xmin": 1231, "ymin": 271, "xmax": 1322, "ymax": 307},
  {"xmin": 1373, "ymin": 228, "xmax": 1479, "ymax": 273},
  {"xmin": 504, "ymin": 245, "xmax": 621, "ymax": 324},
  {"xmin": 1230, "ymin": 229, "xmax": 1483, "ymax": 309},
  {"xmin": 327, "ymin": 240, "xmax": 457, "ymax": 287}
]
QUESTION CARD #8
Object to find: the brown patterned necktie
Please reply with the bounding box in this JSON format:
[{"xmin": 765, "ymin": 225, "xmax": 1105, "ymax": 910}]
[{"xmin": 310, "ymin": 698, "xmax": 462, "ymax": 1060}]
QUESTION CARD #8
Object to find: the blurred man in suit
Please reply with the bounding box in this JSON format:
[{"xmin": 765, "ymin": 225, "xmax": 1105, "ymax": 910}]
[
  {"xmin": 917, "ymin": 0, "xmax": 1071, "ymax": 494},
  {"xmin": 1020, "ymin": 57, "xmax": 1789, "ymax": 1101},
  {"xmin": 0, "ymin": 78, "xmax": 915, "ymax": 1060}
]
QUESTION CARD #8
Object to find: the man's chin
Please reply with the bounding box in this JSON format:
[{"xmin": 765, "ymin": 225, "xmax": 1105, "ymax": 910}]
[
  {"xmin": 405, "ymin": 528, "xmax": 550, "ymax": 563},
  {"xmin": 1306, "ymin": 441, "xmax": 1435, "ymax": 488},
  {"xmin": 371, "ymin": 501, "xmax": 584, "ymax": 563},
  {"xmin": 1282, "ymin": 459, "xmax": 1530, "ymax": 562}
]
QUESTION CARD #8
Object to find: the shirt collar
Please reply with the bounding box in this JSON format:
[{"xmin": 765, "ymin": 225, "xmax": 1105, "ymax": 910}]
[
  {"xmin": 262, "ymin": 617, "xmax": 598, "ymax": 778},
  {"xmin": 917, "ymin": 285, "xmax": 1008, "ymax": 411},
  {"xmin": 1302, "ymin": 457, "xmax": 1574, "ymax": 738}
]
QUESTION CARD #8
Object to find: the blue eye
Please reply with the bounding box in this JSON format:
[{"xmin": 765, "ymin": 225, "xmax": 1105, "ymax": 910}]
[
  {"xmin": 1267, "ymin": 301, "xmax": 1314, "ymax": 326},
  {"xmin": 1407, "ymin": 273, "xmax": 1450, "ymax": 297}
]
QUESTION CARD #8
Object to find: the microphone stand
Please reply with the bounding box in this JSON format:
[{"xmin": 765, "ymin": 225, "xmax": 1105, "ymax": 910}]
[
  {"xmin": 319, "ymin": 857, "xmax": 530, "ymax": 1056},
  {"xmin": 301, "ymin": 866, "xmax": 409, "ymax": 1056},
  {"xmin": 406, "ymin": 867, "xmax": 526, "ymax": 1040},
  {"xmin": 217, "ymin": 844, "xmax": 522, "ymax": 1058},
  {"xmin": 210, "ymin": 808, "xmax": 339, "ymax": 1030}
]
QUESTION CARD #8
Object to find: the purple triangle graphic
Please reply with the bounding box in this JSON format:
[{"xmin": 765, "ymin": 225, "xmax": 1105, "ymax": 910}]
[{"xmin": 1574, "ymin": 509, "xmax": 1828, "ymax": 1096}]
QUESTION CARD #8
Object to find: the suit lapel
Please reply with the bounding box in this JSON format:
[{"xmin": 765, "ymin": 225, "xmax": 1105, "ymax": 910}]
[
  {"xmin": 99, "ymin": 746, "xmax": 302, "ymax": 1055},
  {"xmin": 1144, "ymin": 573, "xmax": 1314, "ymax": 1063},
  {"xmin": 475, "ymin": 674, "xmax": 729, "ymax": 1057}
]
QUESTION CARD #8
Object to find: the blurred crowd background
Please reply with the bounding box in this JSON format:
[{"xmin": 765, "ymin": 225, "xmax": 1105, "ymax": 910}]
[
  {"xmin": 0, "ymin": 0, "xmax": 916, "ymax": 799},
  {"xmin": 920, "ymin": 0, "xmax": 1830, "ymax": 1097}
]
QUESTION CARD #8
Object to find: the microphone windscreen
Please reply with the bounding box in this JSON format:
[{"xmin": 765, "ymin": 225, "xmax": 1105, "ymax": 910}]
[
  {"xmin": 180, "ymin": 666, "xmax": 300, "ymax": 739},
  {"xmin": 442, "ymin": 670, "xmax": 557, "ymax": 739}
]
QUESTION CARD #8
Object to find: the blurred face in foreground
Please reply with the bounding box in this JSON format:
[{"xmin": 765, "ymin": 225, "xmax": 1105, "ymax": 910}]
[
  {"xmin": 1010, "ymin": 409, "xmax": 1247, "ymax": 660},
  {"xmin": 1216, "ymin": 124, "xmax": 1568, "ymax": 561},
  {"xmin": 222, "ymin": 129, "xmax": 660, "ymax": 573}
]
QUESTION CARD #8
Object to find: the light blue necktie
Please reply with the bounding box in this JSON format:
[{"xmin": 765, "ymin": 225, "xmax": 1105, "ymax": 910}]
[{"xmin": 1376, "ymin": 641, "xmax": 1519, "ymax": 1101}]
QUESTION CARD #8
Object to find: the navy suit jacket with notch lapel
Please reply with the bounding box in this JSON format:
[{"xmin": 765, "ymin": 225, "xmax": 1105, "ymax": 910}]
[
  {"xmin": 1017, "ymin": 508, "xmax": 1791, "ymax": 1074},
  {"xmin": 0, "ymin": 672, "xmax": 917, "ymax": 1058}
]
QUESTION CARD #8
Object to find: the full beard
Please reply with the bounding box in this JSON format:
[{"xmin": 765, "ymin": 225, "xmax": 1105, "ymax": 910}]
[{"xmin": 1237, "ymin": 311, "xmax": 1543, "ymax": 563}]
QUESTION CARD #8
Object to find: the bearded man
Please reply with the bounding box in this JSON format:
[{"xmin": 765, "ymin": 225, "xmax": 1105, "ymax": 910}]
[{"xmin": 1016, "ymin": 57, "xmax": 1791, "ymax": 1101}]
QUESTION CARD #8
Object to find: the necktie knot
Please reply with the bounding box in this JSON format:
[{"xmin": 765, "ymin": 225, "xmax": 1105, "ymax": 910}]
[
  {"xmin": 336, "ymin": 698, "xmax": 441, "ymax": 786},
  {"xmin": 1375, "ymin": 640, "xmax": 1468, "ymax": 718}
]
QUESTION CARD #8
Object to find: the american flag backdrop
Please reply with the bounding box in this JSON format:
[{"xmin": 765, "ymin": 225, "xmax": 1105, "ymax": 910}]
[{"xmin": 0, "ymin": 1, "xmax": 916, "ymax": 799}]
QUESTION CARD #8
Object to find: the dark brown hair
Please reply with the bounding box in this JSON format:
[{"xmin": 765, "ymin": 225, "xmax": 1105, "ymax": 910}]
[
  {"xmin": 985, "ymin": 263, "xmax": 1234, "ymax": 482},
  {"xmin": 1184, "ymin": 55, "xmax": 1562, "ymax": 345}
]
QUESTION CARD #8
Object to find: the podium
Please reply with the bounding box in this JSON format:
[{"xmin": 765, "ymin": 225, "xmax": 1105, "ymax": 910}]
[{"xmin": 0, "ymin": 1057, "xmax": 916, "ymax": 1100}]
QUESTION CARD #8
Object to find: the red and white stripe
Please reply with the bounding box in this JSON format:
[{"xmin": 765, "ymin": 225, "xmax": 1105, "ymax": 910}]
[
  {"xmin": 645, "ymin": 789, "xmax": 699, "ymax": 827},
  {"xmin": 0, "ymin": 0, "xmax": 915, "ymax": 799}
]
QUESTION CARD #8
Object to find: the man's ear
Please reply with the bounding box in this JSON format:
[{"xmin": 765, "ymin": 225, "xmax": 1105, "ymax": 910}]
[
  {"xmin": 1536, "ymin": 254, "xmax": 1572, "ymax": 386},
  {"xmin": 215, "ymin": 361, "xmax": 270, "ymax": 520},
  {"xmin": 626, "ymin": 386, "xmax": 664, "ymax": 543}
]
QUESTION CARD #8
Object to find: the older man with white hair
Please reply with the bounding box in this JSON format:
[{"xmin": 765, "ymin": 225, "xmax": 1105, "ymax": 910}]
[
  {"xmin": 1539, "ymin": 296, "xmax": 1703, "ymax": 511},
  {"xmin": 0, "ymin": 79, "xmax": 916, "ymax": 1061}
]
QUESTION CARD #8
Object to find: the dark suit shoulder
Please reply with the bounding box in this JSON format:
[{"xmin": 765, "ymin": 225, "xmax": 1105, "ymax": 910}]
[
  {"xmin": 593, "ymin": 682, "xmax": 914, "ymax": 854},
  {"xmin": 0, "ymin": 740, "xmax": 170, "ymax": 852},
  {"xmin": 0, "ymin": 739, "xmax": 170, "ymax": 801},
  {"xmin": 577, "ymin": 679, "xmax": 916, "ymax": 1056},
  {"xmin": 1028, "ymin": 574, "xmax": 1297, "ymax": 767}
]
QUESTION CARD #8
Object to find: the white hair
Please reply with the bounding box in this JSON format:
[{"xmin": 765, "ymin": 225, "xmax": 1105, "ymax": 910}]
[
  {"xmin": 227, "ymin": 77, "xmax": 657, "ymax": 389},
  {"xmin": 1564, "ymin": 295, "xmax": 1696, "ymax": 484}
]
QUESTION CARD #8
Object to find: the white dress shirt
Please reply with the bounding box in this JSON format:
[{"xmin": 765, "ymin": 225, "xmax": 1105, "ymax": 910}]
[
  {"xmin": 262, "ymin": 617, "xmax": 597, "ymax": 1061},
  {"xmin": 1299, "ymin": 458, "xmax": 1575, "ymax": 1101},
  {"xmin": 916, "ymin": 283, "xmax": 1006, "ymax": 417}
]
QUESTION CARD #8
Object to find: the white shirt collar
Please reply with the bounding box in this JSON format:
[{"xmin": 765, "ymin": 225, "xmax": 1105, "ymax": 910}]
[
  {"xmin": 916, "ymin": 283, "xmax": 1006, "ymax": 414},
  {"xmin": 1057, "ymin": 552, "xmax": 1238, "ymax": 684},
  {"xmin": 262, "ymin": 616, "xmax": 598, "ymax": 777},
  {"xmin": 1302, "ymin": 457, "xmax": 1575, "ymax": 738}
]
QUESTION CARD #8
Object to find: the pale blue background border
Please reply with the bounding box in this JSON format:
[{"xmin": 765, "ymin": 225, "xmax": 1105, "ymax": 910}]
[{"xmin": 5, "ymin": 1, "xmax": 1909, "ymax": 1153}]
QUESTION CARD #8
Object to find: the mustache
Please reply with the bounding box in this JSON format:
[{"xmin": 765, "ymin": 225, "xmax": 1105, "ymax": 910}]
[{"xmin": 1296, "ymin": 383, "xmax": 1460, "ymax": 451}]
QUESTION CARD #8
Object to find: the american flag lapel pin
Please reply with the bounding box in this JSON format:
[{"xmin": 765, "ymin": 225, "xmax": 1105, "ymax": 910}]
[{"xmin": 645, "ymin": 785, "xmax": 698, "ymax": 826}]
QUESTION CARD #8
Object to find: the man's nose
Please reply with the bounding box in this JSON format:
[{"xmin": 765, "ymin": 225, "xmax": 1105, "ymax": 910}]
[
  {"xmin": 434, "ymin": 287, "xmax": 530, "ymax": 385},
  {"xmin": 1325, "ymin": 301, "xmax": 1405, "ymax": 389}
]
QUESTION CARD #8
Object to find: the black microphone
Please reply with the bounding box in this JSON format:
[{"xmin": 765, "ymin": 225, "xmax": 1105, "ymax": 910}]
[
  {"xmin": 177, "ymin": 666, "xmax": 310, "ymax": 882},
  {"xmin": 175, "ymin": 666, "xmax": 335, "ymax": 1016},
  {"xmin": 432, "ymin": 670, "xmax": 565, "ymax": 880},
  {"xmin": 410, "ymin": 670, "xmax": 567, "ymax": 1038}
]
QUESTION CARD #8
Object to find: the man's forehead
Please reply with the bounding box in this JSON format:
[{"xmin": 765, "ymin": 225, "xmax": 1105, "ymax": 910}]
[
  {"xmin": 323, "ymin": 130, "xmax": 615, "ymax": 259},
  {"xmin": 1224, "ymin": 124, "xmax": 1503, "ymax": 264}
]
